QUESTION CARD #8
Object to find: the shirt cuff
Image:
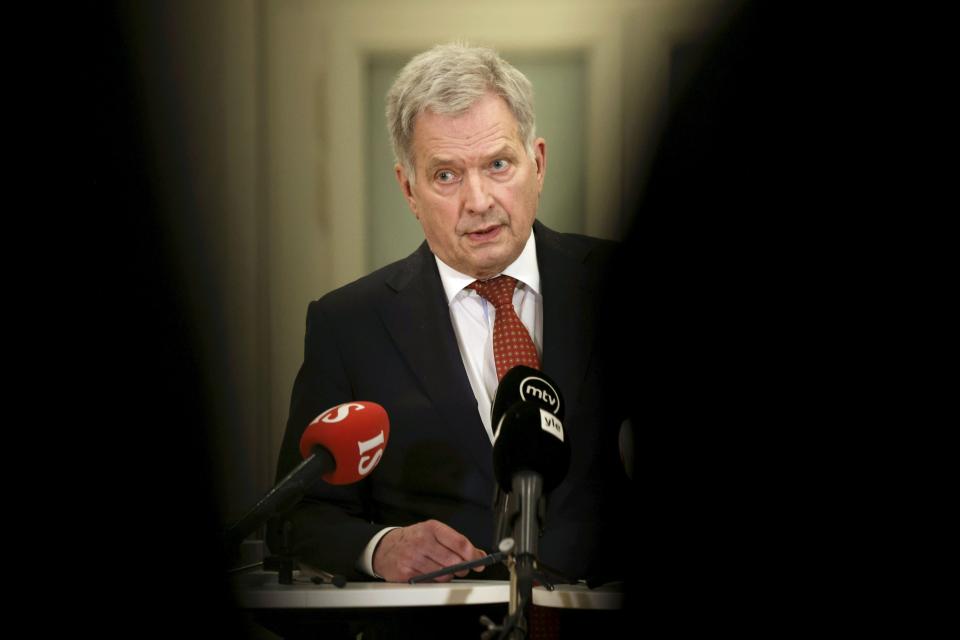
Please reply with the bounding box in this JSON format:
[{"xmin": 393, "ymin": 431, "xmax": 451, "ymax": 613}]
[{"xmin": 357, "ymin": 526, "xmax": 401, "ymax": 578}]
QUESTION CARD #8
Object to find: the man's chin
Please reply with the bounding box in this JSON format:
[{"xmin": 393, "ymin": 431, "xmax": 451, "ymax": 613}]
[{"xmin": 464, "ymin": 248, "xmax": 520, "ymax": 280}]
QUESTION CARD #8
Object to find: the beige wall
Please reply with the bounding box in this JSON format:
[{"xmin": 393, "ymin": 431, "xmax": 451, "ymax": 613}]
[{"xmin": 203, "ymin": 0, "xmax": 729, "ymax": 527}]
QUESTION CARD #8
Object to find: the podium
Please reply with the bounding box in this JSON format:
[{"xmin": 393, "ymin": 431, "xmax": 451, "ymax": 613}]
[{"xmin": 232, "ymin": 570, "xmax": 624, "ymax": 639}]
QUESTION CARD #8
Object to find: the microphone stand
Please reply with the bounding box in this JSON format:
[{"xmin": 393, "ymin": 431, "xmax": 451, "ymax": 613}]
[
  {"xmin": 261, "ymin": 516, "xmax": 296, "ymax": 585},
  {"xmin": 224, "ymin": 448, "xmax": 343, "ymax": 586},
  {"xmin": 477, "ymin": 538, "xmax": 575, "ymax": 640},
  {"xmin": 406, "ymin": 477, "xmax": 578, "ymax": 638},
  {"xmin": 232, "ymin": 512, "xmax": 346, "ymax": 588},
  {"xmin": 489, "ymin": 472, "xmax": 575, "ymax": 640},
  {"xmin": 407, "ymin": 528, "xmax": 575, "ymax": 638}
]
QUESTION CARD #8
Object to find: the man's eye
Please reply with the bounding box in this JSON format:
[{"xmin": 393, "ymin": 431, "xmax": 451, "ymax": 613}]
[
  {"xmin": 490, "ymin": 159, "xmax": 510, "ymax": 172},
  {"xmin": 436, "ymin": 170, "xmax": 456, "ymax": 183}
]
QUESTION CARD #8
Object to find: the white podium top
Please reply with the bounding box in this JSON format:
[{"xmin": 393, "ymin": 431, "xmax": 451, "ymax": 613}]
[{"xmin": 232, "ymin": 571, "xmax": 623, "ymax": 610}]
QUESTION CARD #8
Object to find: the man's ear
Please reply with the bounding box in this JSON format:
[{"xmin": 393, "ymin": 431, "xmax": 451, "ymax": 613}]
[
  {"xmin": 532, "ymin": 138, "xmax": 547, "ymax": 193},
  {"xmin": 395, "ymin": 163, "xmax": 419, "ymax": 219}
]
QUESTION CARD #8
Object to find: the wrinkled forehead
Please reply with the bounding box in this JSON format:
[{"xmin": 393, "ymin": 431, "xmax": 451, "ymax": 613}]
[{"xmin": 410, "ymin": 94, "xmax": 523, "ymax": 162}]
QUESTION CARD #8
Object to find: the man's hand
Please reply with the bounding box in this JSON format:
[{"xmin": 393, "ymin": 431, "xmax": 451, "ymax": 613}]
[{"xmin": 372, "ymin": 520, "xmax": 487, "ymax": 582}]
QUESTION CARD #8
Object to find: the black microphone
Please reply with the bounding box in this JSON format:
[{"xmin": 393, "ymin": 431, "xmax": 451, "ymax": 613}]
[
  {"xmin": 490, "ymin": 365, "xmax": 564, "ymax": 429},
  {"xmin": 492, "ymin": 399, "xmax": 571, "ymax": 604},
  {"xmin": 225, "ymin": 447, "xmax": 335, "ymax": 550},
  {"xmin": 493, "ymin": 399, "xmax": 570, "ymax": 494},
  {"xmin": 490, "ymin": 366, "xmax": 565, "ymax": 546}
]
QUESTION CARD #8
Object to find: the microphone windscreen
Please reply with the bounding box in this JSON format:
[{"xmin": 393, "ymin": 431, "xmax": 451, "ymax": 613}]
[
  {"xmin": 490, "ymin": 365, "xmax": 564, "ymax": 430},
  {"xmin": 299, "ymin": 401, "xmax": 390, "ymax": 485},
  {"xmin": 492, "ymin": 400, "xmax": 570, "ymax": 493}
]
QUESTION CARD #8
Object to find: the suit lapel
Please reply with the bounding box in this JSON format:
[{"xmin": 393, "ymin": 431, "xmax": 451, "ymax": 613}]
[
  {"xmin": 377, "ymin": 242, "xmax": 495, "ymax": 482},
  {"xmin": 536, "ymin": 221, "xmax": 596, "ymax": 417}
]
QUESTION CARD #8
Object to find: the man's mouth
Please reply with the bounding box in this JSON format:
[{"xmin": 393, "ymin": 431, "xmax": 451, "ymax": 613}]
[{"xmin": 466, "ymin": 225, "xmax": 502, "ymax": 241}]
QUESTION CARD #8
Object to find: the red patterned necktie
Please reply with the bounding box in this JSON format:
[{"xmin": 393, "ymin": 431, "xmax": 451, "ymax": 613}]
[{"xmin": 468, "ymin": 275, "xmax": 540, "ymax": 380}]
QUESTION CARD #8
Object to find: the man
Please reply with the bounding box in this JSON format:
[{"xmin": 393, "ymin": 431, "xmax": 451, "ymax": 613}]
[{"xmin": 269, "ymin": 43, "xmax": 627, "ymax": 584}]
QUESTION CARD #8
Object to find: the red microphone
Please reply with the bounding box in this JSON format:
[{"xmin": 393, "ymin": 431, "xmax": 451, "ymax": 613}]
[
  {"xmin": 226, "ymin": 401, "xmax": 389, "ymax": 547},
  {"xmin": 299, "ymin": 401, "xmax": 390, "ymax": 484}
]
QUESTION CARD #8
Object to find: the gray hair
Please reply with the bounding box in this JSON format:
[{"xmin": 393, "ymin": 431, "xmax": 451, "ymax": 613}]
[{"xmin": 386, "ymin": 43, "xmax": 536, "ymax": 184}]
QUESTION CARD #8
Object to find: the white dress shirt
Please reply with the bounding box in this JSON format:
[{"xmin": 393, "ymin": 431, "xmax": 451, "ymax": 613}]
[{"xmin": 358, "ymin": 231, "xmax": 543, "ymax": 577}]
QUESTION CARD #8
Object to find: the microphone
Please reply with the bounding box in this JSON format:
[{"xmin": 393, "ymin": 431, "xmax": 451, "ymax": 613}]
[
  {"xmin": 492, "ymin": 398, "xmax": 571, "ymax": 604},
  {"xmin": 490, "ymin": 366, "xmax": 565, "ymax": 546},
  {"xmin": 298, "ymin": 401, "xmax": 390, "ymax": 485},
  {"xmin": 490, "ymin": 365, "xmax": 564, "ymax": 429},
  {"xmin": 492, "ymin": 400, "xmax": 569, "ymax": 496},
  {"xmin": 225, "ymin": 401, "xmax": 389, "ymax": 547}
]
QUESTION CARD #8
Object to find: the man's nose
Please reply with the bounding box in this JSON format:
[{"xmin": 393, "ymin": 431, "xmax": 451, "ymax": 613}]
[{"xmin": 462, "ymin": 171, "xmax": 494, "ymax": 214}]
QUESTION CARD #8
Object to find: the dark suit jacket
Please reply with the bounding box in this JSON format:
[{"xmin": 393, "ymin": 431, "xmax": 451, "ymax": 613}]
[{"xmin": 268, "ymin": 220, "xmax": 628, "ymax": 581}]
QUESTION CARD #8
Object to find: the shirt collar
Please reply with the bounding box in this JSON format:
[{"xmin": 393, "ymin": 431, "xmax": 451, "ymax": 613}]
[{"xmin": 435, "ymin": 230, "xmax": 541, "ymax": 305}]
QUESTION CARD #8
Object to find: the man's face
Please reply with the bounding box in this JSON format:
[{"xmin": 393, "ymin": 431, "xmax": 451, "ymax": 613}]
[{"xmin": 395, "ymin": 92, "xmax": 546, "ymax": 280}]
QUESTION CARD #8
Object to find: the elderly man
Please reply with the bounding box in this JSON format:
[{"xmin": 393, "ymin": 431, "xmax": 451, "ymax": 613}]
[{"xmin": 270, "ymin": 43, "xmax": 627, "ymax": 585}]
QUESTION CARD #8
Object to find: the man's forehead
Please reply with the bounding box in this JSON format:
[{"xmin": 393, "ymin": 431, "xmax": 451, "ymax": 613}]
[{"xmin": 412, "ymin": 97, "xmax": 523, "ymax": 161}]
